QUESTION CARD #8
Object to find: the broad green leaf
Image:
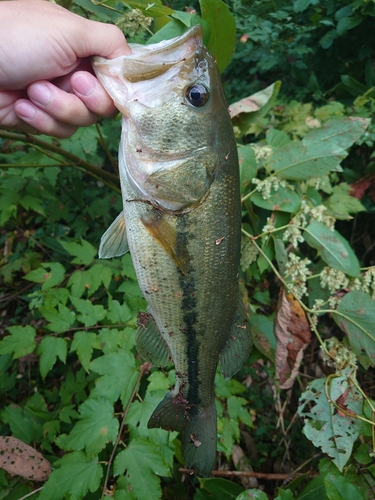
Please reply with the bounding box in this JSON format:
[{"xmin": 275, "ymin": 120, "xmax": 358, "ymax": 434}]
[
  {"xmin": 19, "ymin": 194, "xmax": 46, "ymax": 216},
  {"xmin": 147, "ymin": 371, "xmax": 171, "ymax": 393},
  {"xmin": 124, "ymin": 0, "xmax": 174, "ymax": 17},
  {"xmin": 217, "ymin": 416, "xmax": 239, "ymax": 456},
  {"xmin": 249, "ymin": 313, "xmax": 276, "ymax": 362},
  {"xmin": 215, "ymin": 372, "xmax": 245, "ymax": 398},
  {"xmin": 147, "ymin": 19, "xmax": 186, "ymax": 44},
  {"xmin": 302, "ymin": 117, "xmax": 370, "ymax": 150},
  {"xmin": 59, "ymin": 239, "xmax": 97, "ymax": 266},
  {"xmin": 269, "ymin": 140, "xmax": 346, "ymax": 180},
  {"xmin": 324, "ymin": 183, "xmax": 365, "ymax": 219},
  {"xmin": 275, "ymin": 490, "xmax": 295, "ymax": 500},
  {"xmin": 0, "ymin": 326, "xmax": 36, "ymax": 359},
  {"xmin": 97, "ymin": 327, "xmax": 136, "ymax": 354},
  {"xmin": 199, "ymin": 0, "xmax": 236, "ymax": 73},
  {"xmin": 1, "ymin": 405, "xmax": 41, "ymax": 444},
  {"xmin": 324, "ymin": 473, "xmax": 365, "ymax": 500},
  {"xmin": 71, "ymin": 331, "xmax": 100, "ymax": 371},
  {"xmin": 70, "ymin": 296, "xmax": 106, "ymax": 327},
  {"xmin": 37, "ymin": 337, "xmax": 67, "ymax": 379},
  {"xmin": 89, "ymin": 350, "xmax": 139, "ymax": 406},
  {"xmin": 251, "ymin": 185, "xmax": 300, "ymax": 213},
  {"xmin": 39, "ymin": 303, "xmax": 76, "ymax": 332},
  {"xmin": 24, "ymin": 262, "xmax": 65, "ymax": 290},
  {"xmin": 199, "ymin": 478, "xmax": 244, "ymax": 498},
  {"xmin": 335, "ymin": 291, "xmax": 375, "ymax": 368},
  {"xmin": 39, "ymin": 451, "xmax": 103, "ymax": 500},
  {"xmin": 236, "ymin": 490, "xmax": 268, "ymax": 500},
  {"xmin": 266, "ymin": 129, "xmax": 291, "ymax": 148},
  {"xmin": 227, "ymin": 396, "xmax": 253, "ymax": 427},
  {"xmin": 298, "ymin": 370, "xmax": 362, "ymax": 471},
  {"xmin": 238, "ymin": 145, "xmax": 257, "ymax": 195},
  {"xmin": 126, "ymin": 391, "xmax": 164, "ymax": 438},
  {"xmin": 114, "ymin": 438, "xmax": 171, "ymax": 500},
  {"xmin": 106, "ymin": 296, "xmax": 132, "ymax": 323},
  {"xmin": 303, "ymin": 221, "xmax": 360, "ymax": 277},
  {"xmin": 57, "ymin": 398, "xmax": 118, "ymax": 455}
]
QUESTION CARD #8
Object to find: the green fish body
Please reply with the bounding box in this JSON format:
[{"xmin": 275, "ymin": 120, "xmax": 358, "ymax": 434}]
[{"xmin": 93, "ymin": 26, "xmax": 252, "ymax": 476}]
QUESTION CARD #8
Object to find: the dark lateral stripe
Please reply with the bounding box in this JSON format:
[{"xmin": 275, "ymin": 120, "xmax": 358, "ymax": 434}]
[{"xmin": 177, "ymin": 218, "xmax": 200, "ymax": 413}]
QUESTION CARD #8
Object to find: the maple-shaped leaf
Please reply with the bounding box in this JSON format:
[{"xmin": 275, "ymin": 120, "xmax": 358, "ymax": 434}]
[
  {"xmin": 57, "ymin": 398, "xmax": 118, "ymax": 455},
  {"xmin": 274, "ymin": 288, "xmax": 311, "ymax": 389},
  {"xmin": 70, "ymin": 331, "xmax": 100, "ymax": 371},
  {"xmin": 114, "ymin": 438, "xmax": 171, "ymax": 500},
  {"xmin": 89, "ymin": 350, "xmax": 139, "ymax": 406},
  {"xmin": 0, "ymin": 325, "xmax": 36, "ymax": 359},
  {"xmin": 70, "ymin": 296, "xmax": 106, "ymax": 327},
  {"xmin": 39, "ymin": 451, "xmax": 102, "ymax": 500},
  {"xmin": 36, "ymin": 337, "xmax": 67, "ymax": 379},
  {"xmin": 59, "ymin": 239, "xmax": 97, "ymax": 266}
]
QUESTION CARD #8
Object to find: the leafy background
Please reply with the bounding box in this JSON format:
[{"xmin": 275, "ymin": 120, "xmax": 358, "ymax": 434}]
[{"xmin": 1, "ymin": 0, "xmax": 375, "ymax": 499}]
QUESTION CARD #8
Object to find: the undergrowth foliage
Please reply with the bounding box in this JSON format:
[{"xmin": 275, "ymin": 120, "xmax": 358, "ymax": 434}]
[{"xmin": 0, "ymin": 1, "xmax": 375, "ymax": 499}]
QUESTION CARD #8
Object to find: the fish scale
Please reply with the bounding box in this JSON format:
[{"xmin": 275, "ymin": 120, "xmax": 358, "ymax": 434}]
[{"xmin": 93, "ymin": 25, "xmax": 252, "ymax": 476}]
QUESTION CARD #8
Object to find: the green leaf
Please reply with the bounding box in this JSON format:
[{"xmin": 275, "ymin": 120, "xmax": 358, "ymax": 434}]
[
  {"xmin": 126, "ymin": 391, "xmax": 163, "ymax": 438},
  {"xmin": 293, "ymin": 0, "xmax": 312, "ymax": 13},
  {"xmin": 251, "ymin": 185, "xmax": 301, "ymax": 213},
  {"xmin": 298, "ymin": 370, "xmax": 362, "ymax": 471},
  {"xmin": 324, "ymin": 183, "xmax": 365, "ymax": 219},
  {"xmin": 238, "ymin": 145, "xmax": 257, "ymax": 195},
  {"xmin": 324, "ymin": 473, "xmax": 366, "ymax": 500},
  {"xmin": 59, "ymin": 239, "xmax": 97, "ymax": 266},
  {"xmin": 24, "ymin": 262, "xmax": 65, "ymax": 290},
  {"xmin": 107, "ymin": 296, "xmax": 132, "ymax": 323},
  {"xmin": 1, "ymin": 405, "xmax": 41, "ymax": 444},
  {"xmin": 70, "ymin": 296, "xmax": 106, "ymax": 327},
  {"xmin": 0, "ymin": 326, "xmax": 36, "ymax": 359},
  {"xmin": 39, "ymin": 303, "xmax": 76, "ymax": 332},
  {"xmin": 89, "ymin": 350, "xmax": 139, "ymax": 406},
  {"xmin": 302, "ymin": 117, "xmax": 370, "ymax": 151},
  {"xmin": 217, "ymin": 416, "xmax": 239, "ymax": 457},
  {"xmin": 236, "ymin": 490, "xmax": 269, "ymax": 500},
  {"xmin": 39, "ymin": 451, "xmax": 103, "ymax": 500},
  {"xmin": 335, "ymin": 291, "xmax": 375, "ymax": 368},
  {"xmin": 303, "ymin": 221, "xmax": 360, "ymax": 277},
  {"xmin": 199, "ymin": 0, "xmax": 236, "ymax": 73},
  {"xmin": 19, "ymin": 194, "xmax": 46, "ymax": 216},
  {"xmin": 37, "ymin": 337, "xmax": 67, "ymax": 379},
  {"xmin": 57, "ymin": 398, "xmax": 119, "ymax": 455},
  {"xmin": 124, "ymin": 0, "xmax": 174, "ymax": 17},
  {"xmin": 215, "ymin": 372, "xmax": 245, "ymax": 398},
  {"xmin": 227, "ymin": 396, "xmax": 253, "ymax": 428},
  {"xmin": 114, "ymin": 438, "xmax": 171, "ymax": 499},
  {"xmin": 71, "ymin": 331, "xmax": 100, "ymax": 371},
  {"xmin": 199, "ymin": 478, "xmax": 244, "ymax": 498},
  {"xmin": 147, "ymin": 19, "xmax": 186, "ymax": 44}
]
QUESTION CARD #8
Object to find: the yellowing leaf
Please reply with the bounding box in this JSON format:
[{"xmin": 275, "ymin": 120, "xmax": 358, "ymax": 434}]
[{"xmin": 274, "ymin": 289, "xmax": 311, "ymax": 389}]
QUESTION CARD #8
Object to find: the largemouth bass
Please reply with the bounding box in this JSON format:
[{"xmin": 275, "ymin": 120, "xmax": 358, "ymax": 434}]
[{"xmin": 93, "ymin": 25, "xmax": 252, "ymax": 477}]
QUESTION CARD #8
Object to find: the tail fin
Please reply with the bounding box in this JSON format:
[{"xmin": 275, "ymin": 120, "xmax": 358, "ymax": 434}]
[{"xmin": 148, "ymin": 391, "xmax": 217, "ymax": 477}]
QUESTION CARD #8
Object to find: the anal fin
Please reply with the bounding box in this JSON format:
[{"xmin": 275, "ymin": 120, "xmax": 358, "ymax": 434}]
[
  {"xmin": 99, "ymin": 212, "xmax": 129, "ymax": 259},
  {"xmin": 136, "ymin": 312, "xmax": 171, "ymax": 366},
  {"xmin": 220, "ymin": 299, "xmax": 252, "ymax": 380},
  {"xmin": 141, "ymin": 210, "xmax": 189, "ymax": 275}
]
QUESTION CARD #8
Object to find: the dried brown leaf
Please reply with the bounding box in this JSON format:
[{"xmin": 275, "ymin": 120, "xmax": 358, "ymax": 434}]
[
  {"xmin": 229, "ymin": 96, "xmax": 261, "ymax": 118},
  {"xmin": 0, "ymin": 436, "xmax": 51, "ymax": 482},
  {"xmin": 274, "ymin": 289, "xmax": 311, "ymax": 389}
]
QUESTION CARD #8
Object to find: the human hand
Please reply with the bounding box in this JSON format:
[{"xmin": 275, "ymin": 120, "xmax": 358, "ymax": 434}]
[{"xmin": 0, "ymin": 0, "xmax": 131, "ymax": 137}]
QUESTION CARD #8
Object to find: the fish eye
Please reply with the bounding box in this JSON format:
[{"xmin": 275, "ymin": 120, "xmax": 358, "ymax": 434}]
[{"xmin": 186, "ymin": 84, "xmax": 209, "ymax": 107}]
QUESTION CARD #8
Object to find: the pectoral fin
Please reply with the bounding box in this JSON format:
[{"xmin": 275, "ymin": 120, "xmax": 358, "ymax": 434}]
[
  {"xmin": 220, "ymin": 299, "xmax": 252, "ymax": 380},
  {"xmin": 141, "ymin": 211, "xmax": 190, "ymax": 276},
  {"xmin": 136, "ymin": 312, "xmax": 171, "ymax": 366},
  {"xmin": 99, "ymin": 212, "xmax": 129, "ymax": 259}
]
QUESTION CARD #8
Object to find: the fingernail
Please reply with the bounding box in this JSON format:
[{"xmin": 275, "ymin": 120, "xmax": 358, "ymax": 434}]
[
  {"xmin": 72, "ymin": 73, "xmax": 95, "ymax": 97},
  {"xmin": 28, "ymin": 83, "xmax": 51, "ymax": 106},
  {"xmin": 15, "ymin": 101, "xmax": 36, "ymax": 120}
]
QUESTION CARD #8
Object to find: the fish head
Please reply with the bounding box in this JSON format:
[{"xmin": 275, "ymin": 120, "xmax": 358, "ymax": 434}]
[{"xmin": 93, "ymin": 26, "xmax": 232, "ymax": 211}]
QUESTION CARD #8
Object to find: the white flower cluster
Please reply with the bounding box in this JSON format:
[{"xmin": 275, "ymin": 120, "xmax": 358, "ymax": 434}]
[
  {"xmin": 324, "ymin": 337, "xmax": 357, "ymax": 370},
  {"xmin": 363, "ymin": 267, "xmax": 375, "ymax": 298},
  {"xmin": 251, "ymin": 145, "xmax": 273, "ymax": 162},
  {"xmin": 320, "ymin": 267, "xmax": 349, "ymax": 292},
  {"xmin": 262, "ymin": 216, "xmax": 275, "ymax": 233},
  {"xmin": 307, "ymin": 175, "xmax": 332, "ymax": 193},
  {"xmin": 240, "ymin": 238, "xmax": 260, "ymax": 272},
  {"xmin": 252, "ymin": 176, "xmax": 290, "ymax": 200},
  {"xmin": 285, "ymin": 253, "xmax": 311, "ymax": 299},
  {"xmin": 116, "ymin": 9, "xmax": 152, "ymax": 38},
  {"xmin": 283, "ymin": 213, "xmax": 305, "ymax": 248}
]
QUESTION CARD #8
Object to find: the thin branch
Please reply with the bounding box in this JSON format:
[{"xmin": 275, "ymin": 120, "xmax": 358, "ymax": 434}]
[
  {"xmin": 96, "ymin": 123, "xmax": 118, "ymax": 176},
  {"xmin": 101, "ymin": 362, "xmax": 151, "ymax": 499},
  {"xmin": 178, "ymin": 468, "xmax": 306, "ymax": 480},
  {"xmin": 18, "ymin": 487, "xmax": 44, "ymax": 500}
]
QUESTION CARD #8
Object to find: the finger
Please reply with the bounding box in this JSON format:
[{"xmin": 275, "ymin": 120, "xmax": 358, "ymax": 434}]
[
  {"xmin": 0, "ymin": 90, "xmax": 39, "ymax": 134},
  {"xmin": 14, "ymin": 99, "xmax": 77, "ymax": 138},
  {"xmin": 70, "ymin": 71, "xmax": 118, "ymax": 118},
  {"xmin": 27, "ymin": 80, "xmax": 99, "ymax": 127}
]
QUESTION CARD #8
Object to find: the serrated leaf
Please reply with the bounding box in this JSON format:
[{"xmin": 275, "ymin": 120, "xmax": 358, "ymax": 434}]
[
  {"xmin": 227, "ymin": 396, "xmax": 253, "ymax": 427},
  {"xmin": 37, "ymin": 337, "xmax": 67, "ymax": 379},
  {"xmin": 24, "ymin": 262, "xmax": 65, "ymax": 290},
  {"xmin": 0, "ymin": 326, "xmax": 36, "ymax": 359},
  {"xmin": 199, "ymin": 478, "xmax": 244, "ymax": 498},
  {"xmin": 126, "ymin": 391, "xmax": 163, "ymax": 438},
  {"xmin": 1, "ymin": 405, "xmax": 40, "ymax": 444},
  {"xmin": 39, "ymin": 451, "xmax": 103, "ymax": 500},
  {"xmin": 236, "ymin": 490, "xmax": 268, "ymax": 500},
  {"xmin": 215, "ymin": 372, "xmax": 245, "ymax": 398},
  {"xmin": 39, "ymin": 303, "xmax": 76, "ymax": 332},
  {"xmin": 303, "ymin": 221, "xmax": 360, "ymax": 277},
  {"xmin": 199, "ymin": 0, "xmax": 236, "ymax": 73},
  {"xmin": 89, "ymin": 350, "xmax": 138, "ymax": 406},
  {"xmin": 251, "ymin": 185, "xmax": 300, "ymax": 213},
  {"xmin": 324, "ymin": 183, "xmax": 365, "ymax": 219},
  {"xmin": 97, "ymin": 327, "xmax": 136, "ymax": 354},
  {"xmin": 70, "ymin": 296, "xmax": 106, "ymax": 327},
  {"xmin": 114, "ymin": 438, "xmax": 171, "ymax": 500},
  {"xmin": 19, "ymin": 194, "xmax": 46, "ymax": 216},
  {"xmin": 59, "ymin": 239, "xmax": 97, "ymax": 266},
  {"xmin": 217, "ymin": 416, "xmax": 239, "ymax": 457},
  {"xmin": 107, "ymin": 297, "xmax": 132, "ymax": 323},
  {"xmin": 57, "ymin": 398, "xmax": 118, "ymax": 455},
  {"xmin": 71, "ymin": 331, "xmax": 100, "ymax": 371},
  {"xmin": 298, "ymin": 371, "xmax": 362, "ymax": 471},
  {"xmin": 335, "ymin": 291, "xmax": 375, "ymax": 368}
]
